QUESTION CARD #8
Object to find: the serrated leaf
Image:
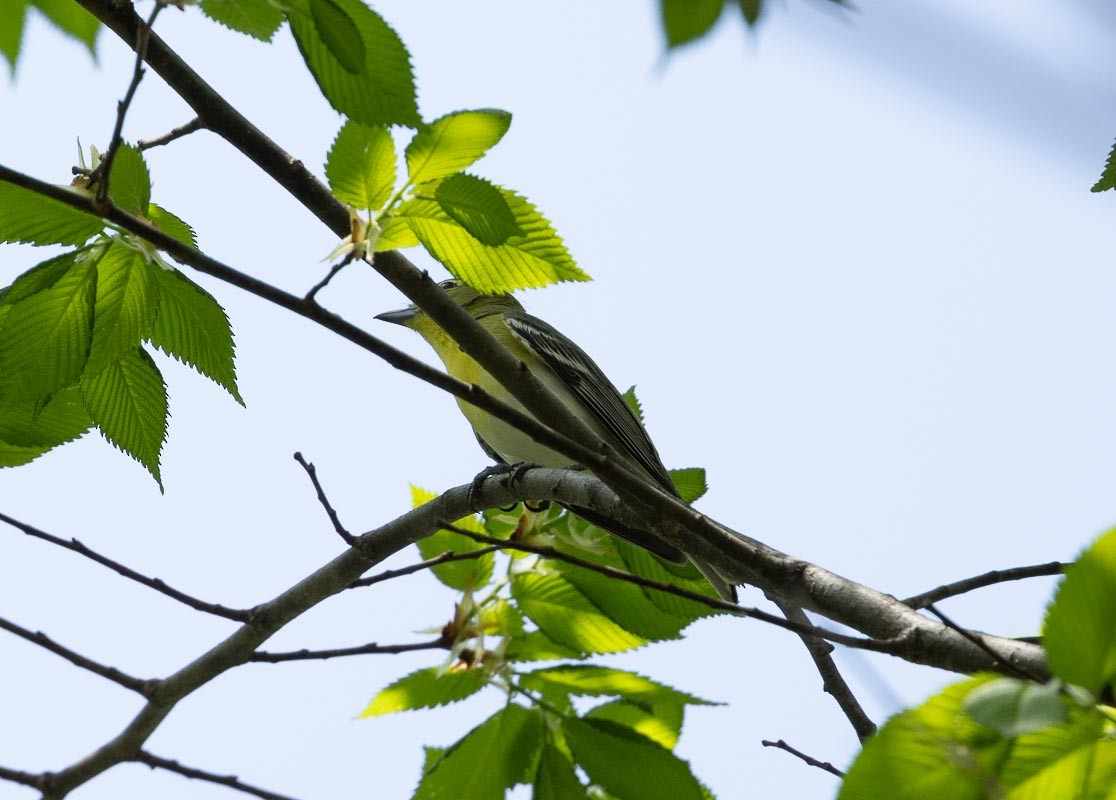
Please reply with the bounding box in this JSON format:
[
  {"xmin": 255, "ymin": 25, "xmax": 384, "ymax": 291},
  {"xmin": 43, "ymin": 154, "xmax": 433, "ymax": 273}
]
[
  {"xmin": 398, "ymin": 187, "xmax": 588, "ymax": 293},
  {"xmin": 80, "ymin": 346, "xmax": 167, "ymax": 485},
  {"xmin": 614, "ymin": 539, "xmax": 721, "ymax": 620},
  {"xmin": 415, "ymin": 704, "xmax": 543, "ymax": 800},
  {"xmin": 287, "ymin": 0, "xmax": 418, "ymax": 127},
  {"xmin": 326, "ymin": 121, "xmax": 396, "ymax": 211},
  {"xmin": 669, "ymin": 468, "xmax": 707, "ymax": 504},
  {"xmin": 534, "ymin": 742, "xmax": 588, "ymax": 800},
  {"xmin": 521, "ymin": 665, "xmax": 715, "ymax": 707},
  {"xmin": 200, "ymin": 0, "xmax": 284, "ymax": 40},
  {"xmin": 308, "ymin": 0, "xmax": 363, "ymax": 73},
  {"xmin": 512, "ymin": 572, "xmax": 645, "ymax": 655},
  {"xmin": 0, "ymin": 181, "xmax": 104, "ymax": 246},
  {"xmin": 507, "ymin": 630, "xmax": 584, "ymax": 663},
  {"xmin": 0, "ymin": 252, "xmax": 95, "ymax": 401},
  {"xmin": 146, "ymin": 204, "xmax": 197, "ymax": 249},
  {"xmin": 31, "ymin": 0, "xmax": 99, "ymax": 54},
  {"xmin": 1044, "ymin": 527, "xmax": 1116, "ymax": 694},
  {"xmin": 0, "ymin": 386, "xmax": 91, "ymax": 466},
  {"xmin": 434, "ymin": 173, "xmax": 522, "ymax": 246},
  {"xmin": 660, "ymin": 0, "xmax": 726, "ymax": 48},
  {"xmin": 406, "ymin": 109, "xmax": 512, "ymax": 186},
  {"xmin": 621, "ymin": 386, "xmax": 644, "ymax": 422},
  {"xmin": 410, "ymin": 485, "xmax": 494, "ymax": 589},
  {"xmin": 556, "ymin": 560, "xmax": 693, "ymax": 641},
  {"xmin": 148, "ymin": 267, "xmax": 242, "ymax": 404},
  {"xmin": 0, "ymin": 249, "xmax": 82, "ymax": 306},
  {"xmin": 1091, "ymin": 139, "xmax": 1116, "ymax": 192},
  {"xmin": 963, "ymin": 679, "xmax": 1068, "ymax": 738},
  {"xmin": 0, "ymin": 0, "xmax": 29, "ymax": 72},
  {"xmin": 86, "ymin": 241, "xmax": 158, "ymax": 373},
  {"xmin": 374, "ymin": 214, "xmax": 419, "ymax": 250},
  {"xmin": 585, "ymin": 699, "xmax": 685, "ymax": 750},
  {"xmin": 564, "ymin": 717, "xmax": 705, "ymax": 800},
  {"xmin": 105, "ymin": 144, "xmax": 150, "ymax": 216},
  {"xmin": 360, "ymin": 667, "xmax": 488, "ymax": 717}
]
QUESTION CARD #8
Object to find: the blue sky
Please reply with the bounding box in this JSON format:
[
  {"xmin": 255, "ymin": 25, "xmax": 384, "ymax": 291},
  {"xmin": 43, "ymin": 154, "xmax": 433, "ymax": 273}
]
[{"xmin": 2, "ymin": 2, "xmax": 1115, "ymax": 798}]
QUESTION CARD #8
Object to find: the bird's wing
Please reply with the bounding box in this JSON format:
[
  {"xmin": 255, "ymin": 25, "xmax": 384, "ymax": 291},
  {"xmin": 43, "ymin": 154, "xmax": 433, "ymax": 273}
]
[{"xmin": 504, "ymin": 312, "xmax": 679, "ymax": 497}]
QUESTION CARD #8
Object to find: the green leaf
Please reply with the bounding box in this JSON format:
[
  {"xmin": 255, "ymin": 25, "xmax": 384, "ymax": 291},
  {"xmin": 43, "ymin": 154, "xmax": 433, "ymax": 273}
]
[
  {"xmin": 556, "ymin": 560, "xmax": 693, "ymax": 641},
  {"xmin": 325, "ymin": 121, "xmax": 396, "ymax": 211},
  {"xmin": 308, "ymin": 0, "xmax": 363, "ymax": 73},
  {"xmin": 0, "ymin": 251, "xmax": 96, "ymax": 402},
  {"xmin": 669, "ymin": 468, "xmax": 707, "ymax": 504},
  {"xmin": 0, "ymin": 249, "xmax": 82, "ymax": 306},
  {"xmin": 614, "ymin": 540, "xmax": 721, "ymax": 620},
  {"xmin": 405, "ymin": 109, "xmax": 512, "ymax": 186},
  {"xmin": 410, "ymin": 485, "xmax": 494, "ymax": 590},
  {"xmin": 563, "ymin": 717, "xmax": 706, "ymax": 800},
  {"xmin": 80, "ymin": 346, "xmax": 167, "ymax": 485},
  {"xmin": 287, "ymin": 0, "xmax": 419, "ymax": 127},
  {"xmin": 86, "ymin": 241, "xmax": 158, "ymax": 373},
  {"xmin": 533, "ymin": 742, "xmax": 589, "ymax": 800},
  {"xmin": 148, "ymin": 267, "xmax": 242, "ymax": 404},
  {"xmin": 415, "ymin": 704, "xmax": 544, "ymax": 800},
  {"xmin": 30, "ymin": 0, "xmax": 99, "ymax": 54},
  {"xmin": 512, "ymin": 572, "xmax": 646, "ymax": 655},
  {"xmin": 0, "ymin": 386, "xmax": 91, "ymax": 467},
  {"xmin": 507, "ymin": 630, "xmax": 584, "ymax": 663},
  {"xmin": 737, "ymin": 0, "xmax": 763, "ymax": 26},
  {"xmin": 585, "ymin": 699, "xmax": 685, "ymax": 750},
  {"xmin": 1091, "ymin": 138, "xmax": 1116, "ymax": 192},
  {"xmin": 105, "ymin": 144, "xmax": 151, "ymax": 216},
  {"xmin": 0, "ymin": 182, "xmax": 104, "ymax": 246},
  {"xmin": 200, "ymin": 0, "xmax": 284, "ymax": 40},
  {"xmin": 146, "ymin": 204, "xmax": 197, "ymax": 249},
  {"xmin": 521, "ymin": 665, "xmax": 715, "ymax": 707},
  {"xmin": 621, "ymin": 386, "xmax": 643, "ymax": 422},
  {"xmin": 962, "ymin": 679, "xmax": 1067, "ymax": 738},
  {"xmin": 0, "ymin": 0, "xmax": 28, "ymax": 73},
  {"xmin": 1044, "ymin": 527, "xmax": 1116, "ymax": 694},
  {"xmin": 360, "ymin": 666, "xmax": 488, "ymax": 717},
  {"xmin": 397, "ymin": 187, "xmax": 588, "ymax": 293},
  {"xmin": 374, "ymin": 214, "xmax": 419, "ymax": 250},
  {"xmin": 434, "ymin": 173, "xmax": 522, "ymax": 246},
  {"xmin": 660, "ymin": 0, "xmax": 726, "ymax": 48}
]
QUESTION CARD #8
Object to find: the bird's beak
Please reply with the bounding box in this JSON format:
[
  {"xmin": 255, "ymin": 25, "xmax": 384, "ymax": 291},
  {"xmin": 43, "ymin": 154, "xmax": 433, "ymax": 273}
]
[{"xmin": 374, "ymin": 306, "xmax": 418, "ymax": 326}]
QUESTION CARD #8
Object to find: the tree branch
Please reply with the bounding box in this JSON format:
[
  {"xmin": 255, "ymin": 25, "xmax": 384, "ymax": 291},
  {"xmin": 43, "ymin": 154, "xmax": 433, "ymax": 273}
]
[
  {"xmin": 904, "ymin": 561, "xmax": 1066, "ymax": 609},
  {"xmin": 761, "ymin": 739, "xmax": 845, "ymax": 778},
  {"xmin": 134, "ymin": 751, "xmax": 301, "ymax": 800},
  {"xmin": 250, "ymin": 638, "xmax": 448, "ymax": 663},
  {"xmin": 293, "ymin": 452, "xmax": 354, "ymax": 545},
  {"xmin": 137, "ymin": 116, "xmax": 205, "ymax": 150},
  {"xmin": 348, "ymin": 545, "xmax": 506, "ymax": 589}
]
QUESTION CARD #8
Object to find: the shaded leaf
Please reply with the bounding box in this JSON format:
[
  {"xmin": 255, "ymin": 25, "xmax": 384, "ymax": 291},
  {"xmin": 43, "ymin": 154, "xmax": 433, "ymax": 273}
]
[
  {"xmin": 200, "ymin": 0, "xmax": 284, "ymax": 40},
  {"xmin": 1091, "ymin": 138, "xmax": 1116, "ymax": 192},
  {"xmin": 435, "ymin": 173, "xmax": 522, "ymax": 246},
  {"xmin": 737, "ymin": 0, "xmax": 763, "ymax": 26},
  {"xmin": 86, "ymin": 241, "xmax": 157, "ymax": 373},
  {"xmin": 963, "ymin": 679, "xmax": 1067, "ymax": 738},
  {"xmin": 411, "ymin": 485, "xmax": 494, "ymax": 590},
  {"xmin": 406, "ymin": 109, "xmax": 512, "ymax": 185},
  {"xmin": 556, "ymin": 559, "xmax": 694, "ymax": 641},
  {"xmin": 512, "ymin": 572, "xmax": 645, "ymax": 655},
  {"xmin": 0, "ymin": 0, "xmax": 28, "ymax": 72},
  {"xmin": 668, "ymin": 467, "xmax": 707, "ymax": 504},
  {"xmin": 533, "ymin": 742, "xmax": 588, "ymax": 800},
  {"xmin": 0, "ymin": 387, "xmax": 91, "ymax": 467},
  {"xmin": 30, "ymin": 0, "xmax": 99, "ymax": 54},
  {"xmin": 105, "ymin": 143, "xmax": 150, "ymax": 216},
  {"xmin": 585, "ymin": 699, "xmax": 685, "ymax": 750},
  {"xmin": 360, "ymin": 667, "xmax": 488, "ymax": 717},
  {"xmin": 0, "ymin": 181, "xmax": 104, "ymax": 246},
  {"xmin": 660, "ymin": 0, "xmax": 725, "ymax": 48},
  {"xmin": 326, "ymin": 121, "xmax": 396, "ymax": 211},
  {"xmin": 308, "ymin": 0, "xmax": 363, "ymax": 73},
  {"xmin": 146, "ymin": 204, "xmax": 197, "ymax": 249},
  {"xmin": 521, "ymin": 665, "xmax": 715, "ymax": 707}
]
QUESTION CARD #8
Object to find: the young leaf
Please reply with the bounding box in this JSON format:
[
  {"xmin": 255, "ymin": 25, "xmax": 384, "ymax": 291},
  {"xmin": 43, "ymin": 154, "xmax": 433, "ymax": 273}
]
[
  {"xmin": 308, "ymin": 0, "xmax": 364, "ymax": 73},
  {"xmin": 434, "ymin": 173, "xmax": 522, "ymax": 246},
  {"xmin": 30, "ymin": 0, "xmax": 99, "ymax": 54},
  {"xmin": 669, "ymin": 467, "xmax": 707, "ymax": 504},
  {"xmin": 415, "ymin": 704, "xmax": 543, "ymax": 800},
  {"xmin": 86, "ymin": 241, "xmax": 158, "ymax": 373},
  {"xmin": 506, "ymin": 630, "xmax": 583, "ymax": 663},
  {"xmin": 286, "ymin": 0, "xmax": 419, "ymax": 127},
  {"xmin": 533, "ymin": 742, "xmax": 589, "ymax": 800},
  {"xmin": 326, "ymin": 121, "xmax": 397, "ymax": 211},
  {"xmin": 0, "ymin": 0, "xmax": 29, "ymax": 72},
  {"xmin": 147, "ymin": 204, "xmax": 198, "ymax": 249},
  {"xmin": 1043, "ymin": 527, "xmax": 1116, "ymax": 694},
  {"xmin": 105, "ymin": 144, "xmax": 151, "ymax": 216},
  {"xmin": 80, "ymin": 346, "xmax": 168, "ymax": 485},
  {"xmin": 0, "ymin": 387, "xmax": 91, "ymax": 466},
  {"xmin": 410, "ymin": 485, "xmax": 494, "ymax": 590},
  {"xmin": 0, "ymin": 252, "xmax": 96, "ymax": 401},
  {"xmin": 512, "ymin": 572, "xmax": 646, "ymax": 655},
  {"xmin": 563, "ymin": 717, "xmax": 706, "ymax": 800},
  {"xmin": 397, "ymin": 187, "xmax": 589, "ymax": 293},
  {"xmin": 405, "ymin": 109, "xmax": 512, "ymax": 186},
  {"xmin": 0, "ymin": 182, "xmax": 104, "ymax": 246},
  {"xmin": 148, "ymin": 267, "xmax": 242, "ymax": 404},
  {"xmin": 556, "ymin": 560, "xmax": 693, "ymax": 641},
  {"xmin": 660, "ymin": 0, "xmax": 725, "ymax": 48},
  {"xmin": 199, "ymin": 0, "xmax": 284, "ymax": 41},
  {"xmin": 0, "ymin": 249, "xmax": 83, "ymax": 305},
  {"xmin": 375, "ymin": 214, "xmax": 420, "ymax": 251},
  {"xmin": 614, "ymin": 540, "xmax": 721, "ymax": 620},
  {"xmin": 521, "ymin": 665, "xmax": 715, "ymax": 707},
  {"xmin": 621, "ymin": 386, "xmax": 644, "ymax": 422},
  {"xmin": 585, "ymin": 699, "xmax": 685, "ymax": 750},
  {"xmin": 962, "ymin": 678, "xmax": 1067, "ymax": 738},
  {"xmin": 360, "ymin": 667, "xmax": 488, "ymax": 717},
  {"xmin": 737, "ymin": 0, "xmax": 763, "ymax": 26},
  {"xmin": 1091, "ymin": 138, "xmax": 1116, "ymax": 192}
]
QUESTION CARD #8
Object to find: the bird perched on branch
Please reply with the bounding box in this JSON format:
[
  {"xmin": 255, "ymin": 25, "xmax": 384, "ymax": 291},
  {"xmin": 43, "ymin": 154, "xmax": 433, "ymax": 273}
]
[{"xmin": 376, "ymin": 278, "xmax": 735, "ymax": 601}]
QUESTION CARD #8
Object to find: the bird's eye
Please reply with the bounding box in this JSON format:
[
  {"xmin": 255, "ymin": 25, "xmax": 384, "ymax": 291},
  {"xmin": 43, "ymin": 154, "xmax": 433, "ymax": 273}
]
[{"xmin": 439, "ymin": 279, "xmax": 460, "ymax": 290}]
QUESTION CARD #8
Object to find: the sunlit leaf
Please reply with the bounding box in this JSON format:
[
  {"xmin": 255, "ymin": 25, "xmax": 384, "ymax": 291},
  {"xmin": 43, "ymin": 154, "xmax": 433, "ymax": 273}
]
[
  {"xmin": 360, "ymin": 667, "xmax": 488, "ymax": 717},
  {"xmin": 405, "ymin": 109, "xmax": 512, "ymax": 185}
]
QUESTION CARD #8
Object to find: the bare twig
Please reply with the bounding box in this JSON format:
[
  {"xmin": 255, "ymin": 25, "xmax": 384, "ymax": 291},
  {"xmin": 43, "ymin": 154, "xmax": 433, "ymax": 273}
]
[
  {"xmin": 0, "ymin": 511, "xmax": 251, "ymax": 621},
  {"xmin": 134, "ymin": 751, "xmax": 301, "ymax": 800},
  {"xmin": 92, "ymin": 0, "xmax": 166, "ymax": 203},
  {"xmin": 926, "ymin": 605, "xmax": 1040, "ymax": 682},
  {"xmin": 0, "ymin": 764, "xmax": 42, "ymax": 789},
  {"xmin": 304, "ymin": 253, "xmax": 354, "ymax": 303},
  {"xmin": 761, "ymin": 739, "xmax": 845, "ymax": 778},
  {"xmin": 904, "ymin": 562, "xmax": 1066, "ymax": 609},
  {"xmin": 293, "ymin": 452, "xmax": 354, "ymax": 545},
  {"xmin": 348, "ymin": 545, "xmax": 506, "ymax": 589},
  {"xmin": 0, "ymin": 616, "xmax": 152, "ymax": 696},
  {"xmin": 251, "ymin": 638, "xmax": 448, "ymax": 663},
  {"xmin": 138, "ymin": 116, "xmax": 206, "ymax": 150}
]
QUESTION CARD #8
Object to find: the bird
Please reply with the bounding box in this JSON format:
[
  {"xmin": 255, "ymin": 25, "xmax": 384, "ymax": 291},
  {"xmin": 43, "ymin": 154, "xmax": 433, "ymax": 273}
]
[{"xmin": 376, "ymin": 278, "xmax": 735, "ymax": 601}]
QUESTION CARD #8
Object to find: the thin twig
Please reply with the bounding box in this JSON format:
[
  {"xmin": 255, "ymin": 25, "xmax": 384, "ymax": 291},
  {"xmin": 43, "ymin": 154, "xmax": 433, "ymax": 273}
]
[
  {"xmin": 0, "ymin": 616, "xmax": 152, "ymax": 696},
  {"xmin": 926, "ymin": 605, "xmax": 1040, "ymax": 682},
  {"xmin": 304, "ymin": 253, "xmax": 353, "ymax": 303},
  {"xmin": 93, "ymin": 0, "xmax": 166, "ymax": 202},
  {"xmin": 0, "ymin": 764, "xmax": 41, "ymax": 789},
  {"xmin": 0, "ymin": 511, "xmax": 251, "ymax": 621},
  {"xmin": 137, "ymin": 116, "xmax": 206, "ymax": 150},
  {"xmin": 348, "ymin": 545, "xmax": 506, "ymax": 589},
  {"xmin": 250, "ymin": 638, "xmax": 448, "ymax": 663},
  {"xmin": 293, "ymin": 453, "xmax": 354, "ymax": 545},
  {"xmin": 134, "ymin": 751, "xmax": 301, "ymax": 800},
  {"xmin": 904, "ymin": 561, "xmax": 1066, "ymax": 609},
  {"xmin": 769, "ymin": 597, "xmax": 876, "ymax": 740},
  {"xmin": 761, "ymin": 739, "xmax": 845, "ymax": 778}
]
